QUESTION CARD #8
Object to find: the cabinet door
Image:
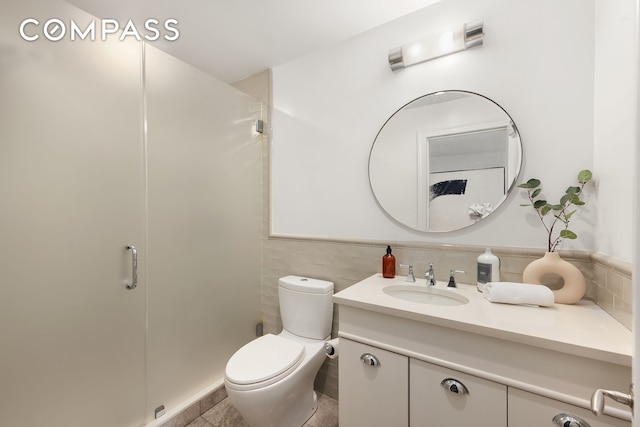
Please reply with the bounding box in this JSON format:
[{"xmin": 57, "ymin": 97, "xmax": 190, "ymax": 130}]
[
  {"xmin": 339, "ymin": 339, "xmax": 409, "ymax": 427},
  {"xmin": 508, "ymin": 387, "xmax": 630, "ymax": 427},
  {"xmin": 410, "ymin": 359, "xmax": 507, "ymax": 427}
]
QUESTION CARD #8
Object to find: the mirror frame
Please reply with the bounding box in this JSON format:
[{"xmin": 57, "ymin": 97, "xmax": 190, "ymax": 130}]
[{"xmin": 368, "ymin": 90, "xmax": 523, "ymax": 233}]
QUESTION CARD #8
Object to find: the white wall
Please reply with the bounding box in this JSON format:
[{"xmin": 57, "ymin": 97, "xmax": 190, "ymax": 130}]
[
  {"xmin": 593, "ymin": 0, "xmax": 637, "ymax": 262},
  {"xmin": 272, "ymin": 0, "xmax": 599, "ymax": 251}
]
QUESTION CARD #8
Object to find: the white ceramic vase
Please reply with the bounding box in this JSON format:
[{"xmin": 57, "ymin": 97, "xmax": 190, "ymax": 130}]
[{"xmin": 522, "ymin": 251, "xmax": 586, "ymax": 304}]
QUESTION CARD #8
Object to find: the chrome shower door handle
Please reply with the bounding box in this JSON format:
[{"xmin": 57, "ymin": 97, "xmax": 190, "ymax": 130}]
[{"xmin": 126, "ymin": 244, "xmax": 137, "ymax": 289}]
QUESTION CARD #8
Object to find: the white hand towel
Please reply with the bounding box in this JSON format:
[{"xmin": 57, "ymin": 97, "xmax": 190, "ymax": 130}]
[{"xmin": 483, "ymin": 282, "xmax": 554, "ymax": 307}]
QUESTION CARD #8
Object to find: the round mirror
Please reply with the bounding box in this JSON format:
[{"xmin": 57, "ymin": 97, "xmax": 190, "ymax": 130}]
[{"xmin": 369, "ymin": 90, "xmax": 522, "ymax": 232}]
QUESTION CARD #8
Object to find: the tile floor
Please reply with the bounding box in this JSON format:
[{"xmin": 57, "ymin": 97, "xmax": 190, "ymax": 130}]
[{"xmin": 185, "ymin": 393, "xmax": 338, "ymax": 427}]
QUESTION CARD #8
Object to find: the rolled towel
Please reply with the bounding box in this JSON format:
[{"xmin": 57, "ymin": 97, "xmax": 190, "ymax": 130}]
[{"xmin": 483, "ymin": 282, "xmax": 554, "ymax": 307}]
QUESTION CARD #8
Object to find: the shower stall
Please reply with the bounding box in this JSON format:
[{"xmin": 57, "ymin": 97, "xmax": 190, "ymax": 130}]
[{"xmin": 0, "ymin": 1, "xmax": 262, "ymax": 426}]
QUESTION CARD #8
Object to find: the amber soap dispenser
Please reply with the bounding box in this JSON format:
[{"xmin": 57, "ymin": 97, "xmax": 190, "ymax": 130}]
[{"xmin": 382, "ymin": 245, "xmax": 396, "ymax": 278}]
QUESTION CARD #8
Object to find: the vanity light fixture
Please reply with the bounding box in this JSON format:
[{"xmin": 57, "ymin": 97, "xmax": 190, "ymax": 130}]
[{"xmin": 388, "ymin": 20, "xmax": 484, "ymax": 70}]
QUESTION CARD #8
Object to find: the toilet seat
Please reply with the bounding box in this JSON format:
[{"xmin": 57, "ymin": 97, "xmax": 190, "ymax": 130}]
[{"xmin": 225, "ymin": 334, "xmax": 306, "ymax": 390}]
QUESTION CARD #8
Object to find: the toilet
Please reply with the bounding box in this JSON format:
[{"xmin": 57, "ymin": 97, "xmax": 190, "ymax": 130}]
[{"xmin": 224, "ymin": 275, "xmax": 334, "ymax": 427}]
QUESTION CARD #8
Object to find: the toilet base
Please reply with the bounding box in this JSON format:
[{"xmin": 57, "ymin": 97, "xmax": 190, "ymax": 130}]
[
  {"xmin": 224, "ymin": 332, "xmax": 328, "ymax": 427},
  {"xmin": 226, "ymin": 383, "xmax": 318, "ymax": 427}
]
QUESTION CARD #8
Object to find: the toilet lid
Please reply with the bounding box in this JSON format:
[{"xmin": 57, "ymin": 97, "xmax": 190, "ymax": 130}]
[{"xmin": 225, "ymin": 334, "xmax": 305, "ymax": 385}]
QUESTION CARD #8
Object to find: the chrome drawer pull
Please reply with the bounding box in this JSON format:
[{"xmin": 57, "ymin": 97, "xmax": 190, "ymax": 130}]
[
  {"xmin": 440, "ymin": 378, "xmax": 469, "ymax": 395},
  {"xmin": 360, "ymin": 353, "xmax": 380, "ymax": 367},
  {"xmin": 552, "ymin": 413, "xmax": 590, "ymax": 427}
]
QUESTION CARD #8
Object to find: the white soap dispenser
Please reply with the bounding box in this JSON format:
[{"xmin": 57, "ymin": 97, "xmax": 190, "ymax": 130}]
[{"xmin": 477, "ymin": 248, "xmax": 500, "ymax": 292}]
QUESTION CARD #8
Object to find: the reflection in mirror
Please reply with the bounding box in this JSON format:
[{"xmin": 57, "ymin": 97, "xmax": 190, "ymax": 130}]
[{"xmin": 369, "ymin": 91, "xmax": 522, "ymax": 232}]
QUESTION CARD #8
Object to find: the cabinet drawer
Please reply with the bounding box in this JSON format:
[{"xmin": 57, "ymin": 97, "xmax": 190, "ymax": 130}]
[
  {"xmin": 410, "ymin": 359, "xmax": 507, "ymax": 427},
  {"xmin": 339, "ymin": 339, "xmax": 409, "ymax": 427},
  {"xmin": 508, "ymin": 387, "xmax": 630, "ymax": 427}
]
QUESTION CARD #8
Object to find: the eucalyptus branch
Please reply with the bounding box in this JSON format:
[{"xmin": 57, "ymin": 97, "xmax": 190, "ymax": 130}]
[{"xmin": 518, "ymin": 170, "xmax": 592, "ymax": 252}]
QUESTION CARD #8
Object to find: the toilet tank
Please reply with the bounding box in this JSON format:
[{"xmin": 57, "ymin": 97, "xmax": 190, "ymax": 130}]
[{"xmin": 278, "ymin": 276, "xmax": 334, "ymax": 339}]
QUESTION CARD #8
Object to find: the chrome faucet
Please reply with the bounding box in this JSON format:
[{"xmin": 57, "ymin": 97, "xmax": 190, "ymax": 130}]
[
  {"xmin": 424, "ymin": 263, "xmax": 436, "ymax": 287},
  {"xmin": 447, "ymin": 269, "xmax": 466, "ymax": 288}
]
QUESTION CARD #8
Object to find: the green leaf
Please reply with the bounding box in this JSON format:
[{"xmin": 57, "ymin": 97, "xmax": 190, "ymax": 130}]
[
  {"xmin": 565, "ymin": 186, "xmax": 581, "ymax": 194},
  {"xmin": 573, "ymin": 200, "xmax": 585, "ymax": 206},
  {"xmin": 578, "ymin": 170, "xmax": 592, "ymax": 184},
  {"xmin": 533, "ymin": 199, "xmax": 547, "ymax": 209},
  {"xmin": 560, "ymin": 194, "xmax": 570, "ymax": 206},
  {"xmin": 519, "ymin": 178, "xmax": 541, "ymax": 189},
  {"xmin": 531, "ymin": 188, "xmax": 541, "ymax": 198},
  {"xmin": 569, "ymin": 193, "xmax": 582, "ymax": 204},
  {"xmin": 519, "ymin": 203, "xmax": 532, "ymax": 207},
  {"xmin": 560, "ymin": 229, "xmax": 578, "ymax": 239},
  {"xmin": 550, "ymin": 204, "xmax": 563, "ymax": 210},
  {"xmin": 564, "ymin": 209, "xmax": 577, "ymax": 221},
  {"xmin": 540, "ymin": 205, "xmax": 552, "ymax": 216},
  {"xmin": 527, "ymin": 178, "xmax": 541, "ymax": 188}
]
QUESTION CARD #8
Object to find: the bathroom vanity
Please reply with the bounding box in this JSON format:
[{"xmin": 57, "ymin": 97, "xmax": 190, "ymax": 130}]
[{"xmin": 333, "ymin": 274, "xmax": 632, "ymax": 426}]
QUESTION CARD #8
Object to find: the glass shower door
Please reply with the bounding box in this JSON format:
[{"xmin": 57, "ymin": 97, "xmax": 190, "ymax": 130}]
[
  {"xmin": 144, "ymin": 44, "xmax": 263, "ymax": 421},
  {"xmin": 0, "ymin": 2, "xmax": 146, "ymax": 426}
]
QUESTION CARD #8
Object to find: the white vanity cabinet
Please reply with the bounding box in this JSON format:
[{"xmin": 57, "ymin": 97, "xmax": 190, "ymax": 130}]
[
  {"xmin": 340, "ymin": 337, "xmax": 631, "ymax": 427},
  {"xmin": 339, "ymin": 338, "xmax": 508, "ymax": 426},
  {"xmin": 334, "ymin": 275, "xmax": 633, "ymax": 427},
  {"xmin": 339, "ymin": 339, "xmax": 409, "ymax": 427},
  {"xmin": 410, "ymin": 359, "xmax": 507, "ymax": 426},
  {"xmin": 339, "ymin": 335, "xmax": 632, "ymax": 427},
  {"xmin": 508, "ymin": 388, "xmax": 630, "ymax": 427}
]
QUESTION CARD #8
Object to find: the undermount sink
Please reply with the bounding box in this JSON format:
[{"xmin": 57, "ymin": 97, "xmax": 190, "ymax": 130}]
[{"xmin": 383, "ymin": 285, "xmax": 469, "ymax": 306}]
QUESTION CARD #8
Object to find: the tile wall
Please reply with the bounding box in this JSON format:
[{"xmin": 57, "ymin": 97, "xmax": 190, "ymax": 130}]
[
  {"xmin": 592, "ymin": 252, "xmax": 633, "ymax": 328},
  {"xmin": 156, "ymin": 238, "xmax": 632, "ymax": 425},
  {"xmin": 262, "ymin": 237, "xmax": 632, "ymax": 400}
]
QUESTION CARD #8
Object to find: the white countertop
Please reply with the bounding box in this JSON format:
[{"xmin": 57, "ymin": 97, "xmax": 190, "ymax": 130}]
[{"xmin": 333, "ymin": 274, "xmax": 632, "ymax": 366}]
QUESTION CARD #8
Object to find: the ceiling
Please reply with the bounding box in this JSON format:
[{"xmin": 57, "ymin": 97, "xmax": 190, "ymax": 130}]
[{"xmin": 67, "ymin": 0, "xmax": 442, "ymax": 83}]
